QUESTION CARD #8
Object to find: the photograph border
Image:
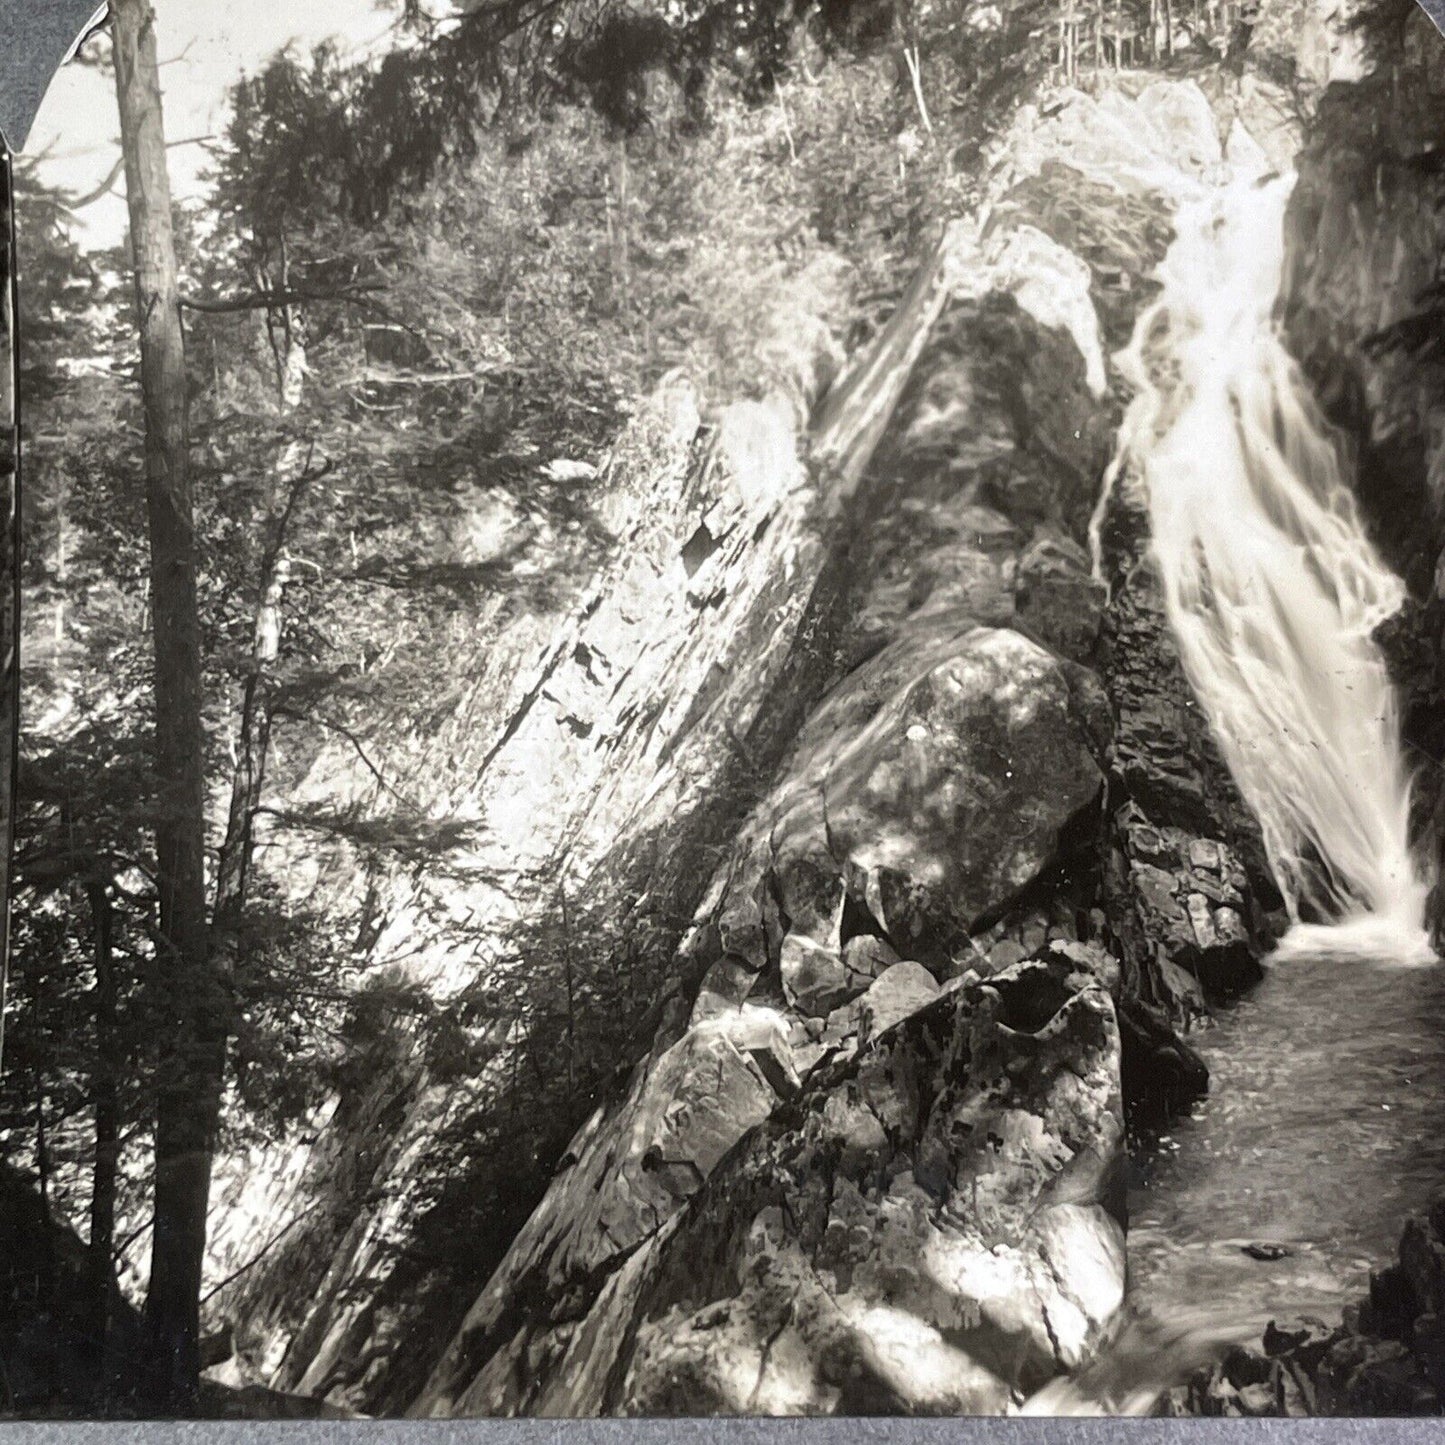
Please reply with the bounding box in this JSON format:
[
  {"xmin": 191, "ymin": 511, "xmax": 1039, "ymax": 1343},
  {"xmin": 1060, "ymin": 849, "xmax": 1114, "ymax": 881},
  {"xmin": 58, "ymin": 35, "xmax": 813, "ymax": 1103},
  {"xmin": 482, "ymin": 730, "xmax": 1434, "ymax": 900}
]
[{"xmin": 3, "ymin": 2, "xmax": 1445, "ymax": 1437}]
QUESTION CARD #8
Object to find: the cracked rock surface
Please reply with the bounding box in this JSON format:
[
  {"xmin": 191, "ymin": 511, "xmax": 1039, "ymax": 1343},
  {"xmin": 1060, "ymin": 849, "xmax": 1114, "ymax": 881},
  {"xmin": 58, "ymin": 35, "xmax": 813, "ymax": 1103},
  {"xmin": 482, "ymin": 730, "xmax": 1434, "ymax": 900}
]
[
  {"xmin": 418, "ymin": 948, "xmax": 1125, "ymax": 1416},
  {"xmin": 213, "ymin": 72, "xmax": 1297, "ymax": 1416}
]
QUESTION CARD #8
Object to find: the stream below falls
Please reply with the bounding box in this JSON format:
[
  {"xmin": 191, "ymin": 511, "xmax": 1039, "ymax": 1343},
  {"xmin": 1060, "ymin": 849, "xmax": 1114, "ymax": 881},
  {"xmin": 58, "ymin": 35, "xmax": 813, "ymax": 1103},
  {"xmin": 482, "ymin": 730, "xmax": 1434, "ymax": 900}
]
[{"xmin": 1031, "ymin": 950, "xmax": 1445, "ymax": 1414}]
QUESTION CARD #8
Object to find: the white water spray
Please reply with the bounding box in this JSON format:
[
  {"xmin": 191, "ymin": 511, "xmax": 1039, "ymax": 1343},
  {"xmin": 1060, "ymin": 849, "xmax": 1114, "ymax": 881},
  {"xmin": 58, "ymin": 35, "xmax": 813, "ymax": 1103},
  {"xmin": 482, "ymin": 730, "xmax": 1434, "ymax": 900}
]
[{"xmin": 1107, "ymin": 164, "xmax": 1433, "ymax": 963}]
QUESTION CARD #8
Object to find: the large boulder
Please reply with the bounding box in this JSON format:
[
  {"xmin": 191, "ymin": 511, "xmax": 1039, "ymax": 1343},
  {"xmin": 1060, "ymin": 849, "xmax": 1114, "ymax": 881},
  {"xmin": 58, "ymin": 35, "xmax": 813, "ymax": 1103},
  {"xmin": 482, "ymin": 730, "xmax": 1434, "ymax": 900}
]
[
  {"xmin": 617, "ymin": 950, "xmax": 1126, "ymax": 1416},
  {"xmin": 819, "ymin": 626, "xmax": 1106, "ymax": 952},
  {"xmin": 859, "ymin": 960, "xmax": 941, "ymax": 1042}
]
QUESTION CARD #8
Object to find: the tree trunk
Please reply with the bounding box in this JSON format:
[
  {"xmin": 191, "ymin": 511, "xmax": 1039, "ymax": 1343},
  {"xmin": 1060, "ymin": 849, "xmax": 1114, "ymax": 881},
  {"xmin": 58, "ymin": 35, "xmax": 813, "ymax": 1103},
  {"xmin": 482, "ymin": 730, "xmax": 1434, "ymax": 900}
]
[
  {"xmin": 111, "ymin": 0, "xmax": 222, "ymax": 1411},
  {"xmin": 87, "ymin": 879, "xmax": 119, "ymax": 1389},
  {"xmin": 206, "ymin": 324, "xmax": 316, "ymax": 1388},
  {"xmin": 213, "ymin": 321, "xmax": 306, "ymax": 935},
  {"xmin": 0, "ymin": 152, "xmax": 17, "ymax": 1083}
]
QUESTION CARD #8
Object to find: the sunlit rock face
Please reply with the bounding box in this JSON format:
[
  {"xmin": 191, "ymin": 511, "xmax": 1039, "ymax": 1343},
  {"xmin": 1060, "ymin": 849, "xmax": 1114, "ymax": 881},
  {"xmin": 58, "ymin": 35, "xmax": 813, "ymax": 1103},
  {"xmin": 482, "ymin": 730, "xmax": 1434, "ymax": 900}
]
[
  {"xmin": 400, "ymin": 75, "xmax": 1272, "ymax": 1421},
  {"xmin": 620, "ymin": 950, "xmax": 1125, "ymax": 1417},
  {"xmin": 214, "ymin": 65, "xmax": 1318, "ymax": 1416},
  {"xmin": 406, "ymin": 391, "xmax": 1118, "ymax": 1414},
  {"xmin": 415, "ymin": 948, "xmax": 1125, "ymax": 1417},
  {"xmin": 204, "ymin": 255, "xmax": 866, "ymax": 1410}
]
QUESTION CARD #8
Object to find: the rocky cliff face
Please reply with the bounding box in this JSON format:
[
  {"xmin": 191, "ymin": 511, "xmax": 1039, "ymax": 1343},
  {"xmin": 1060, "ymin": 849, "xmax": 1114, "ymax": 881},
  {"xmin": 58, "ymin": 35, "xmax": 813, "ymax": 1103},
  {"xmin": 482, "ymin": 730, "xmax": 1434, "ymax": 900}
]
[
  {"xmin": 201, "ymin": 2, "xmax": 1428, "ymax": 1415},
  {"xmin": 378, "ymin": 75, "xmax": 1294, "ymax": 1418}
]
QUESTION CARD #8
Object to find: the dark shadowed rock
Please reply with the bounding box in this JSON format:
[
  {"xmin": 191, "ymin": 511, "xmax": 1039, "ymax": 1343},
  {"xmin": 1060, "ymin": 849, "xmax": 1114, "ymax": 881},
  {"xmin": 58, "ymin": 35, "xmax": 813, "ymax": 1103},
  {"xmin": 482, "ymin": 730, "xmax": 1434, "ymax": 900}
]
[
  {"xmin": 1110, "ymin": 804, "xmax": 1262, "ymax": 1006},
  {"xmin": 1171, "ymin": 1198, "xmax": 1445, "ymax": 1417},
  {"xmin": 1015, "ymin": 530, "xmax": 1107, "ymax": 664},
  {"xmin": 1093, "ymin": 457, "xmax": 1277, "ymax": 1129}
]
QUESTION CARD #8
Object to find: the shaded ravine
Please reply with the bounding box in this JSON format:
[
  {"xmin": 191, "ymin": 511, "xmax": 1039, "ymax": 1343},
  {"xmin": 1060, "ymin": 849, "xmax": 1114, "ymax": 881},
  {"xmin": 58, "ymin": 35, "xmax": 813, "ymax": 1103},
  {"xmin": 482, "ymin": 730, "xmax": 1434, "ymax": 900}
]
[{"xmin": 1034, "ymin": 116, "xmax": 1443, "ymax": 1416}]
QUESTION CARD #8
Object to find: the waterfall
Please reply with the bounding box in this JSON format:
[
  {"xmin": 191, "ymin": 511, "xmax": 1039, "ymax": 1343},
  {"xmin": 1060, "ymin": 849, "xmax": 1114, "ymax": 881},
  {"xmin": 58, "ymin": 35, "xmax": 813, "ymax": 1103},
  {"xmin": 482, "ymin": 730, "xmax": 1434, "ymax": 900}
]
[{"xmin": 1105, "ymin": 163, "xmax": 1433, "ymax": 963}]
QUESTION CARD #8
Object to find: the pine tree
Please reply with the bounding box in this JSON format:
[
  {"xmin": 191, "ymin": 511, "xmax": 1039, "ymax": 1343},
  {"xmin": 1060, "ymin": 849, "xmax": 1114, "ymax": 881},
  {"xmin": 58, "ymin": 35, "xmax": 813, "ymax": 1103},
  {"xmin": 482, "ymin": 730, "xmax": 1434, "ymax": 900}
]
[{"xmin": 110, "ymin": 0, "xmax": 223, "ymax": 1409}]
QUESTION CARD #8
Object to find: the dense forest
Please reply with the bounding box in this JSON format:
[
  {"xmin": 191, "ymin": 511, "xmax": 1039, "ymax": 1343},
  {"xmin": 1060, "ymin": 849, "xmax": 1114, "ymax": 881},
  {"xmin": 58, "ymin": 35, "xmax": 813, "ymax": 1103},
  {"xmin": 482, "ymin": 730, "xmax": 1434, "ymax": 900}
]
[{"xmin": 8, "ymin": 0, "xmax": 1445, "ymax": 1421}]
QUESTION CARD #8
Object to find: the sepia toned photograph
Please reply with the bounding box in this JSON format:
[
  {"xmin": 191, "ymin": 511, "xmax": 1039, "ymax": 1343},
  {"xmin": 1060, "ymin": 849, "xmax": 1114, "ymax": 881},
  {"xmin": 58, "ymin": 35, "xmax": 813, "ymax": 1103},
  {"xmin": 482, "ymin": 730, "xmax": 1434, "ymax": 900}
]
[{"xmin": 3, "ymin": 0, "xmax": 1445, "ymax": 1421}]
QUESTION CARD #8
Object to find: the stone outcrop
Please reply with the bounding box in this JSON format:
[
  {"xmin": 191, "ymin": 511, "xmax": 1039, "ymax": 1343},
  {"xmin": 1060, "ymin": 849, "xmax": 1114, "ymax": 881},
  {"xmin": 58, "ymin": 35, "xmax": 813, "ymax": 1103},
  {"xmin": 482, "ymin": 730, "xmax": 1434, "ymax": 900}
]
[
  {"xmin": 416, "ymin": 946, "xmax": 1126, "ymax": 1416},
  {"xmin": 391, "ymin": 76, "xmax": 1301, "ymax": 1419},
  {"xmin": 403, "ymin": 587, "xmax": 1116, "ymax": 1413},
  {"xmin": 204, "ymin": 259, "xmax": 870, "ymax": 1411},
  {"xmin": 206, "ymin": 67, "xmax": 1305, "ymax": 1417}
]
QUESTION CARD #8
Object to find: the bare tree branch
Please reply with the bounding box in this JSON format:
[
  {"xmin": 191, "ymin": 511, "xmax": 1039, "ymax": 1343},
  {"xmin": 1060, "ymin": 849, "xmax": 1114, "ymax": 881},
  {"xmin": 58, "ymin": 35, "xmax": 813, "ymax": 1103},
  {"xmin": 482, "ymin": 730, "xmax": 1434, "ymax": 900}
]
[
  {"xmin": 180, "ymin": 283, "xmax": 385, "ymax": 315},
  {"xmin": 68, "ymin": 137, "xmax": 216, "ymax": 210}
]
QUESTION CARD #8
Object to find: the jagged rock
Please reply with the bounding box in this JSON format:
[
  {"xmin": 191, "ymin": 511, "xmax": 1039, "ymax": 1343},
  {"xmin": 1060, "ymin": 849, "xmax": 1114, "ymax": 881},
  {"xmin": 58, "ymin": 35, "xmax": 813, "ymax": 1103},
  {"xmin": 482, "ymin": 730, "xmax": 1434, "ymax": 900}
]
[
  {"xmin": 1367, "ymin": 1263, "xmax": 1421, "ymax": 1339},
  {"xmin": 781, "ymin": 934, "xmax": 857, "ymax": 1017},
  {"xmin": 1107, "ymin": 801, "xmax": 1264, "ymax": 1023},
  {"xmin": 615, "ymin": 954, "xmax": 1125, "ymax": 1416},
  {"xmin": 840, "ymin": 934, "xmax": 899, "ymax": 983},
  {"xmin": 1089, "ymin": 445, "xmax": 1280, "ymax": 1134},
  {"xmin": 413, "ymin": 952, "xmax": 1125, "ymax": 1417},
  {"xmin": 1015, "ymin": 530, "xmax": 1107, "ymax": 664},
  {"xmin": 1117, "ymin": 996, "xmax": 1209, "ymax": 1132},
  {"xmin": 1047, "ymin": 938, "xmax": 1121, "ymax": 993},
  {"xmin": 506, "ymin": 1004, "xmax": 798, "ymax": 1296},
  {"xmin": 858, "ymin": 960, "xmax": 941, "ymax": 1041},
  {"xmin": 1175, "ymin": 1200, "xmax": 1445, "ymax": 1418},
  {"xmin": 1399, "ymin": 1209, "xmax": 1445, "ymax": 1318},
  {"xmin": 1098, "ymin": 469, "xmax": 1277, "ymax": 895}
]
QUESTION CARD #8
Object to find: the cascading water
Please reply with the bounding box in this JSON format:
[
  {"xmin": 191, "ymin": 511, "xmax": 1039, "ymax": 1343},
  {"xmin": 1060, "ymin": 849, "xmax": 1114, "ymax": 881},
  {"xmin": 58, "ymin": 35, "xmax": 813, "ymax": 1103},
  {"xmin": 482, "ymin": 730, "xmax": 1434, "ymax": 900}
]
[
  {"xmin": 1101, "ymin": 157, "xmax": 1433, "ymax": 961},
  {"xmin": 1026, "ymin": 134, "xmax": 1445, "ymax": 1419}
]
